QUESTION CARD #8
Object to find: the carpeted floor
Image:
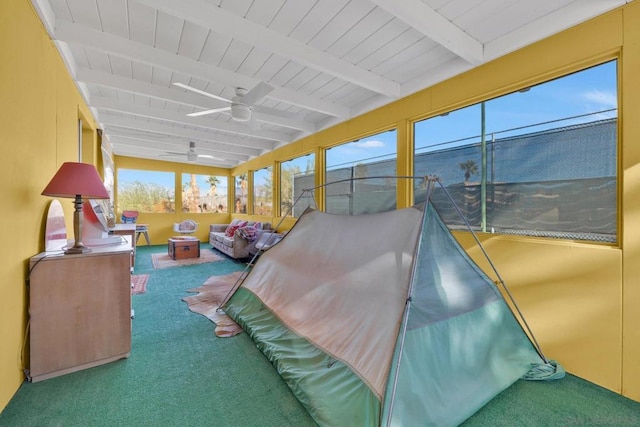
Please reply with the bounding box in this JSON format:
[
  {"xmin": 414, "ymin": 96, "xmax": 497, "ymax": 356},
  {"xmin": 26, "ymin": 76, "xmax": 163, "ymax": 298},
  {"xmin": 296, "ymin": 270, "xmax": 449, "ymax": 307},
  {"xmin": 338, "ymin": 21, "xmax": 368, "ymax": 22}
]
[{"xmin": 1, "ymin": 244, "xmax": 640, "ymax": 426}]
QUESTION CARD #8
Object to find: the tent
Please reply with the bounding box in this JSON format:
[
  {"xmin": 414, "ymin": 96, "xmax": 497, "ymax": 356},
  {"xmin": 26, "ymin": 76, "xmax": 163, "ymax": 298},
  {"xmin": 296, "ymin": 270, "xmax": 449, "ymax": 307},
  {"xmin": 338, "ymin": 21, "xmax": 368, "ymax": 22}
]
[{"xmin": 223, "ymin": 198, "xmax": 560, "ymax": 426}]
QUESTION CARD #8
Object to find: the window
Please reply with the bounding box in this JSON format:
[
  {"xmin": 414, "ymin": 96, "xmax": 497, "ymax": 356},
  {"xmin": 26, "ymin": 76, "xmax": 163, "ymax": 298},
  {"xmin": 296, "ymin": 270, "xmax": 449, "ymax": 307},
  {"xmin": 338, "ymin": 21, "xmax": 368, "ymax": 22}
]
[
  {"xmin": 325, "ymin": 130, "xmax": 397, "ymax": 214},
  {"xmin": 234, "ymin": 174, "xmax": 248, "ymax": 213},
  {"xmin": 117, "ymin": 169, "xmax": 175, "ymax": 213},
  {"xmin": 101, "ymin": 142, "xmax": 115, "ymax": 202},
  {"xmin": 281, "ymin": 153, "xmax": 315, "ymax": 217},
  {"xmin": 253, "ymin": 167, "xmax": 273, "ymax": 216},
  {"xmin": 414, "ymin": 60, "xmax": 618, "ymax": 242},
  {"xmin": 181, "ymin": 174, "xmax": 228, "ymax": 213}
]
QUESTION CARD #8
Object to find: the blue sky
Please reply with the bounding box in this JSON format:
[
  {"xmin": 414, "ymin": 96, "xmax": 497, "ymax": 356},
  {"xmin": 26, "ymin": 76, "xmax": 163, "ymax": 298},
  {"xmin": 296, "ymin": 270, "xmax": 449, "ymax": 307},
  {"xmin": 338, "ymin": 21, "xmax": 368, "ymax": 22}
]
[
  {"xmin": 416, "ymin": 60, "xmax": 616, "ymax": 153},
  {"xmin": 326, "ymin": 130, "xmax": 397, "ymax": 170},
  {"xmin": 118, "ymin": 169, "xmax": 174, "ymax": 191}
]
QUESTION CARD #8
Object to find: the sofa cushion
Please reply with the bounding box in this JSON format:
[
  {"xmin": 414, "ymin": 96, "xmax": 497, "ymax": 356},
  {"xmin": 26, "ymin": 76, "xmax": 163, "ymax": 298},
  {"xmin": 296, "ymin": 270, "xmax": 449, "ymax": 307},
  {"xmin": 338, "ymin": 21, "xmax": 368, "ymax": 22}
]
[
  {"xmin": 221, "ymin": 236, "xmax": 235, "ymax": 248},
  {"xmin": 213, "ymin": 233, "xmax": 226, "ymax": 243}
]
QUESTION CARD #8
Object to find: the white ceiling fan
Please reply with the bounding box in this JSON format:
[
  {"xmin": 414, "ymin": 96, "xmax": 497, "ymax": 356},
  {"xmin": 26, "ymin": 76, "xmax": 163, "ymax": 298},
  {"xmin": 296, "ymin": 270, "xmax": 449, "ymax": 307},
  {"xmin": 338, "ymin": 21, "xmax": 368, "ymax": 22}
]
[
  {"xmin": 174, "ymin": 81, "xmax": 274, "ymax": 122},
  {"xmin": 160, "ymin": 141, "xmax": 219, "ymax": 162}
]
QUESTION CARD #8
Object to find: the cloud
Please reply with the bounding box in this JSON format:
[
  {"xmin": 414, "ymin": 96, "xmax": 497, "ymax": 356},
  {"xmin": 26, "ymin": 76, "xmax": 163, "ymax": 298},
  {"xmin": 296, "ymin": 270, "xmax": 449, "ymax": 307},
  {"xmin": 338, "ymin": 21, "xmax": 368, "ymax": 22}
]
[
  {"xmin": 352, "ymin": 139, "xmax": 385, "ymax": 148},
  {"xmin": 583, "ymin": 90, "xmax": 617, "ymax": 108}
]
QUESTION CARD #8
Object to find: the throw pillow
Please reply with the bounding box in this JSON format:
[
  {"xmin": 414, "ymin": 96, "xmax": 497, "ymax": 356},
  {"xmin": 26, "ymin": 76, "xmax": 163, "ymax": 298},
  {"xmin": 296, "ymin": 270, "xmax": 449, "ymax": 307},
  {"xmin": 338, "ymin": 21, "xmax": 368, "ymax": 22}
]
[
  {"xmin": 225, "ymin": 220, "xmax": 248, "ymax": 237},
  {"xmin": 237, "ymin": 225, "xmax": 258, "ymax": 242},
  {"xmin": 179, "ymin": 219, "xmax": 197, "ymax": 231}
]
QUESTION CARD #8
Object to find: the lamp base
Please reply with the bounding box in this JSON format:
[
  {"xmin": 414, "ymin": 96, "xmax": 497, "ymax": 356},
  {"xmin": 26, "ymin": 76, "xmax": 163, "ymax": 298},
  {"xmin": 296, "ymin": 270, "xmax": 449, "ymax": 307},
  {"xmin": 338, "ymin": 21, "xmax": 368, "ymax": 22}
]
[
  {"xmin": 64, "ymin": 195, "xmax": 92, "ymax": 255},
  {"xmin": 64, "ymin": 244, "xmax": 92, "ymax": 255}
]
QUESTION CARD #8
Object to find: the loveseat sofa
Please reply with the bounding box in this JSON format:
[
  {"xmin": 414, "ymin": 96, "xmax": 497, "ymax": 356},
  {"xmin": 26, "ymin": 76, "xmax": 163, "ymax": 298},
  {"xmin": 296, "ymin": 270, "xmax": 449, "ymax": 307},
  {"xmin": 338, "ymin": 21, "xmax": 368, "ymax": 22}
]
[{"xmin": 209, "ymin": 220, "xmax": 272, "ymax": 259}]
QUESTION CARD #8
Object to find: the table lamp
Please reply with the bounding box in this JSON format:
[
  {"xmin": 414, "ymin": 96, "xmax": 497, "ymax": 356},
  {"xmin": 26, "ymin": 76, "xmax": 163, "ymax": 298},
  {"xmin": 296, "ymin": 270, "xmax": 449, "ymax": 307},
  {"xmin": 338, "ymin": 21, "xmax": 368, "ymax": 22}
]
[{"xmin": 42, "ymin": 162, "xmax": 110, "ymax": 254}]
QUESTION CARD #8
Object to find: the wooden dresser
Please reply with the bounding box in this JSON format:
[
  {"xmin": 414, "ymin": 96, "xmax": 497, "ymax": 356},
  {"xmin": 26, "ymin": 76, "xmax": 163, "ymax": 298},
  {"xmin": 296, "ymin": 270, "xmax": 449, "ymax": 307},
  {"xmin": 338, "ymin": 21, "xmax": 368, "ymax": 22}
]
[
  {"xmin": 110, "ymin": 223, "xmax": 137, "ymax": 265},
  {"xmin": 28, "ymin": 238, "xmax": 133, "ymax": 382}
]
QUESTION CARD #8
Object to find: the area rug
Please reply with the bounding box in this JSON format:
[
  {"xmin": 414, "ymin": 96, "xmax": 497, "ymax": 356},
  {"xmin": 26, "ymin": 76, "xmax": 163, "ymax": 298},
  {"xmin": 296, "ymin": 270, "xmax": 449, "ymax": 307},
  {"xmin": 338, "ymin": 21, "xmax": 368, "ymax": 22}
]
[
  {"xmin": 131, "ymin": 274, "xmax": 149, "ymax": 295},
  {"xmin": 183, "ymin": 271, "xmax": 246, "ymax": 337},
  {"xmin": 151, "ymin": 250, "xmax": 223, "ymax": 269}
]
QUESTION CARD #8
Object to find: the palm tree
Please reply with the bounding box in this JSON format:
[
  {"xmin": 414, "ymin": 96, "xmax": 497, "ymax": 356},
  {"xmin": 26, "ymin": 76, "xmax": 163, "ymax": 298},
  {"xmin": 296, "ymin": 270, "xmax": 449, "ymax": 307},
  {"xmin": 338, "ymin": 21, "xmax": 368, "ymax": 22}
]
[
  {"xmin": 207, "ymin": 175, "xmax": 220, "ymax": 188},
  {"xmin": 237, "ymin": 174, "xmax": 248, "ymax": 197},
  {"xmin": 183, "ymin": 173, "xmax": 200, "ymax": 212},
  {"xmin": 207, "ymin": 176, "xmax": 220, "ymax": 195},
  {"xmin": 459, "ymin": 160, "xmax": 479, "ymax": 183}
]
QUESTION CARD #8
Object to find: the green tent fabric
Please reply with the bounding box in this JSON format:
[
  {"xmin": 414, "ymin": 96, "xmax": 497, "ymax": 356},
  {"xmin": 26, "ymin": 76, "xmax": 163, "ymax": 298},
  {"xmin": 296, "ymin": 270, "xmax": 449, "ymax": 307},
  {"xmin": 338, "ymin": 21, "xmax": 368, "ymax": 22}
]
[
  {"xmin": 224, "ymin": 203, "xmax": 555, "ymax": 426},
  {"xmin": 381, "ymin": 204, "xmax": 543, "ymax": 426}
]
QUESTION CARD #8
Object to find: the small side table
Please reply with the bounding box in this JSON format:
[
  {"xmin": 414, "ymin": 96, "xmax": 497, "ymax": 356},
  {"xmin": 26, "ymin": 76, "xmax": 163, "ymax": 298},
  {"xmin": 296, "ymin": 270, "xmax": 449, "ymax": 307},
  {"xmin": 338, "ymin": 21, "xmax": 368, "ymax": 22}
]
[{"xmin": 136, "ymin": 224, "xmax": 150, "ymax": 245}]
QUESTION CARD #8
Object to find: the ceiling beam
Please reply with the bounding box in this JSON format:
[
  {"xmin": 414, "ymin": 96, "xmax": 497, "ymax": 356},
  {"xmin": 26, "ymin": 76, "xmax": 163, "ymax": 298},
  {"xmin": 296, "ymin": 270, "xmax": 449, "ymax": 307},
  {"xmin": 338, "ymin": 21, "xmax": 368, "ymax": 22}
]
[
  {"xmin": 78, "ymin": 68, "xmax": 221, "ymax": 109},
  {"xmin": 111, "ymin": 143, "xmax": 236, "ymax": 167},
  {"xmin": 369, "ymin": 0, "xmax": 484, "ymax": 65},
  {"xmin": 104, "ymin": 129, "xmax": 252, "ymax": 163},
  {"xmin": 106, "ymin": 135, "xmax": 244, "ymax": 165},
  {"xmin": 484, "ymin": 0, "xmax": 630, "ymax": 61},
  {"xmin": 30, "ymin": 0, "xmax": 56, "ymax": 36},
  {"xmin": 401, "ymin": 57, "xmax": 473, "ymax": 97},
  {"xmin": 76, "ymin": 69, "xmax": 316, "ymax": 133},
  {"xmin": 100, "ymin": 117, "xmax": 263, "ymax": 157},
  {"xmin": 89, "ymin": 96, "xmax": 289, "ymax": 145},
  {"xmin": 137, "ymin": 0, "xmax": 402, "ymax": 98},
  {"xmin": 54, "ymin": 20, "xmax": 349, "ymax": 118}
]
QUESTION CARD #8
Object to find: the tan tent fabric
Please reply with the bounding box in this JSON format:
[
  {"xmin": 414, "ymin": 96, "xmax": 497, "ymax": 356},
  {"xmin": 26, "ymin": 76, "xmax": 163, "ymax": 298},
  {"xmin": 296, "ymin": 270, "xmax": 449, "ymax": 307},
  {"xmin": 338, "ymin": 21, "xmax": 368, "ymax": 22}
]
[{"xmin": 239, "ymin": 207, "xmax": 423, "ymax": 398}]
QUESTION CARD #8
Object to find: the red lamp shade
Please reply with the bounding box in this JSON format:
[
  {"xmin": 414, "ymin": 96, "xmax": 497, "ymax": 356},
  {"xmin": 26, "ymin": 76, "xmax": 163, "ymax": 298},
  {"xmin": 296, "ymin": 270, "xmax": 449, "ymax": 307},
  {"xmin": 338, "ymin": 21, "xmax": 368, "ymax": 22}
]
[
  {"xmin": 42, "ymin": 162, "xmax": 109, "ymax": 254},
  {"xmin": 42, "ymin": 162, "xmax": 109, "ymax": 199}
]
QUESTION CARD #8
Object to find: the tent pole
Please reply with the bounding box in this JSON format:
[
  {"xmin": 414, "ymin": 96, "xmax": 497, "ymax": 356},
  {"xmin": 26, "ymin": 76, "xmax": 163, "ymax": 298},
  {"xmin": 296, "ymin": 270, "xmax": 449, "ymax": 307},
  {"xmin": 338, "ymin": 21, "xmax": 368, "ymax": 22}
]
[
  {"xmin": 435, "ymin": 180, "xmax": 549, "ymax": 363},
  {"xmin": 481, "ymin": 101, "xmax": 487, "ymax": 232},
  {"xmin": 384, "ymin": 177, "xmax": 436, "ymax": 426},
  {"xmin": 216, "ymin": 189, "xmax": 317, "ymax": 311}
]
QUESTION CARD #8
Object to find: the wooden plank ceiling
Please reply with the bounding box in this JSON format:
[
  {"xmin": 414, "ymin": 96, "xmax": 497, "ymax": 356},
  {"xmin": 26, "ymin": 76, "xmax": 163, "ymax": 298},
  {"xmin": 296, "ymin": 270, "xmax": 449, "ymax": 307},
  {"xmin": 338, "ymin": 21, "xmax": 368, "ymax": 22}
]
[{"xmin": 31, "ymin": 0, "xmax": 629, "ymax": 167}]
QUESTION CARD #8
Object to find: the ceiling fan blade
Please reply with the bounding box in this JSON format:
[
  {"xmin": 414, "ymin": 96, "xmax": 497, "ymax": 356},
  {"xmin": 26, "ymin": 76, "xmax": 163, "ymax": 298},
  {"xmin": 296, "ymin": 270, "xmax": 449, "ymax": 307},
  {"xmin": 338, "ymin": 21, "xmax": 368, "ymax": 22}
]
[
  {"xmin": 247, "ymin": 114, "xmax": 260, "ymax": 131},
  {"xmin": 187, "ymin": 106, "xmax": 231, "ymax": 117},
  {"xmin": 173, "ymin": 82, "xmax": 232, "ymax": 104},
  {"xmin": 198, "ymin": 154, "xmax": 220, "ymax": 160},
  {"xmin": 160, "ymin": 151, "xmax": 187, "ymax": 156},
  {"xmin": 242, "ymin": 81, "xmax": 274, "ymax": 105}
]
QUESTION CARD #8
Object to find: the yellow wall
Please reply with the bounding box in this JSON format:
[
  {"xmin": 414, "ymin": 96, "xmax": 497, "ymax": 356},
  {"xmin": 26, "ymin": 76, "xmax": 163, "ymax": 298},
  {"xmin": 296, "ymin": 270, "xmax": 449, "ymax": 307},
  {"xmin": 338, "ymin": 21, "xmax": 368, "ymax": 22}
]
[
  {"xmin": 0, "ymin": 0, "xmax": 101, "ymax": 411},
  {"xmin": 229, "ymin": 4, "xmax": 640, "ymax": 400},
  {"xmin": 454, "ymin": 233, "xmax": 623, "ymax": 392},
  {"xmin": 114, "ymin": 156, "xmax": 231, "ymax": 244},
  {"xmin": 621, "ymin": 0, "xmax": 640, "ymax": 401}
]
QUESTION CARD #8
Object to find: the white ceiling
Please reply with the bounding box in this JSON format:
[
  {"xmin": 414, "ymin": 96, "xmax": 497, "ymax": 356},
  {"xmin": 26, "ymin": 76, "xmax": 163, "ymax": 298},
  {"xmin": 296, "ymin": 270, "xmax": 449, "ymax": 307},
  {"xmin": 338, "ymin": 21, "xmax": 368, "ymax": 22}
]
[{"xmin": 31, "ymin": 0, "xmax": 629, "ymax": 168}]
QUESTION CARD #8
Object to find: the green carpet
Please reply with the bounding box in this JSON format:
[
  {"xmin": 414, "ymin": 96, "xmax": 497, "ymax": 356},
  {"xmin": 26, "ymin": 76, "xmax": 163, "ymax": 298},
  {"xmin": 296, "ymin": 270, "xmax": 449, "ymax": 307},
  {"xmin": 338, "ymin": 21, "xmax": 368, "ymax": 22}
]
[{"xmin": 1, "ymin": 245, "xmax": 639, "ymax": 426}]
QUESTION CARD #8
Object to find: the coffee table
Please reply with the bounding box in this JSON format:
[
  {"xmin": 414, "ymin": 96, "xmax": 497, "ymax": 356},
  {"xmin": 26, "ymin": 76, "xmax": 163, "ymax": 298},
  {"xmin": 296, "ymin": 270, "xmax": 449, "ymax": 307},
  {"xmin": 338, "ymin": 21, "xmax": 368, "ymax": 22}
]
[{"xmin": 168, "ymin": 237, "xmax": 200, "ymax": 260}]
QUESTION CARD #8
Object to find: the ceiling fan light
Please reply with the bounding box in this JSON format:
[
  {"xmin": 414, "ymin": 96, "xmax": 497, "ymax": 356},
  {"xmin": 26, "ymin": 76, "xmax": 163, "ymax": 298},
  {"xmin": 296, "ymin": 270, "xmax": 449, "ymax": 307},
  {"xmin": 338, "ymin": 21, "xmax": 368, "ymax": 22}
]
[
  {"xmin": 187, "ymin": 151, "xmax": 198, "ymax": 162},
  {"xmin": 231, "ymin": 103, "xmax": 251, "ymax": 121}
]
